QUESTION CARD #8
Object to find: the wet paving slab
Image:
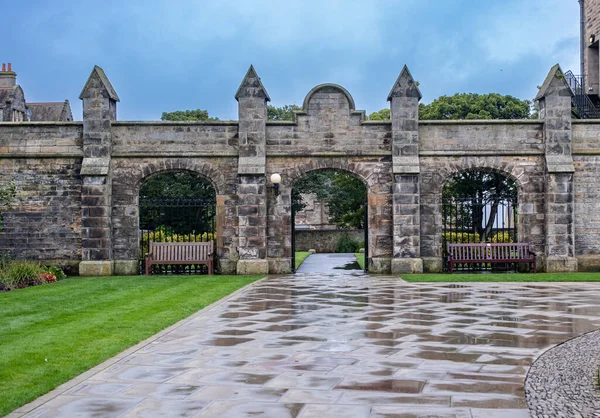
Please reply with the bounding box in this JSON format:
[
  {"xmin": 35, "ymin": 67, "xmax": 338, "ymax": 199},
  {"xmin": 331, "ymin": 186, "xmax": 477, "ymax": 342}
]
[{"xmin": 12, "ymin": 274, "xmax": 600, "ymax": 417}]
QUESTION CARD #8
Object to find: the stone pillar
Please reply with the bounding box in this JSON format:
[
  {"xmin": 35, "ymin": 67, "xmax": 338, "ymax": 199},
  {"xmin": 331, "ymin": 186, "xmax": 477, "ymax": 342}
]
[
  {"xmin": 234, "ymin": 65, "xmax": 270, "ymax": 275},
  {"xmin": 78, "ymin": 66, "xmax": 120, "ymax": 276},
  {"xmin": 535, "ymin": 64, "xmax": 578, "ymax": 272},
  {"xmin": 388, "ymin": 66, "xmax": 423, "ymax": 274}
]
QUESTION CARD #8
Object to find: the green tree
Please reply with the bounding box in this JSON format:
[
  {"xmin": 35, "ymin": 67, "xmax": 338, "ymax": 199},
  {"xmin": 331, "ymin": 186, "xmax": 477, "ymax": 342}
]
[
  {"xmin": 267, "ymin": 104, "xmax": 302, "ymax": 121},
  {"xmin": 161, "ymin": 109, "xmax": 219, "ymax": 121},
  {"xmin": 327, "ymin": 173, "xmax": 366, "ymax": 229},
  {"xmin": 419, "ymin": 93, "xmax": 532, "ymax": 120},
  {"xmin": 139, "ymin": 172, "xmax": 215, "ymax": 235},
  {"xmin": 140, "ymin": 172, "xmax": 215, "ymax": 200},
  {"xmin": 291, "ymin": 171, "xmax": 366, "ymax": 229},
  {"xmin": 367, "ymin": 108, "xmax": 390, "ymax": 120},
  {"xmin": 367, "ymin": 93, "xmax": 533, "ymax": 121},
  {"xmin": 443, "ymin": 172, "xmax": 517, "ymax": 242}
]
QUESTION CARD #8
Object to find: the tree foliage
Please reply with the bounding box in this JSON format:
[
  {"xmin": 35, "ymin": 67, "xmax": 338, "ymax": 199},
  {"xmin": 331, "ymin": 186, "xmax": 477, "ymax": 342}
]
[
  {"xmin": 292, "ymin": 171, "xmax": 366, "ymax": 229},
  {"xmin": 367, "ymin": 93, "xmax": 533, "ymax": 121},
  {"xmin": 419, "ymin": 93, "xmax": 532, "ymax": 120},
  {"xmin": 161, "ymin": 109, "xmax": 219, "ymax": 121},
  {"xmin": 140, "ymin": 172, "xmax": 215, "ymax": 200},
  {"xmin": 367, "ymin": 108, "xmax": 390, "ymax": 121},
  {"xmin": 267, "ymin": 104, "xmax": 301, "ymax": 121},
  {"xmin": 443, "ymin": 171, "xmax": 517, "ymax": 242}
]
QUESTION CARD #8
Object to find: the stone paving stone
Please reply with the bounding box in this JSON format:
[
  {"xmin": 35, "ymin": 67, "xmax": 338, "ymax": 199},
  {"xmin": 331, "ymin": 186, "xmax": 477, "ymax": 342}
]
[
  {"xmin": 198, "ymin": 401, "xmax": 304, "ymax": 418},
  {"xmin": 300, "ymin": 403, "xmax": 371, "ymax": 418},
  {"xmin": 369, "ymin": 405, "xmax": 472, "ymax": 418},
  {"xmin": 120, "ymin": 398, "xmax": 209, "ymax": 417},
  {"xmin": 189, "ymin": 385, "xmax": 286, "ymax": 402},
  {"xmin": 25, "ymin": 396, "xmax": 143, "ymax": 418},
  {"xmin": 279, "ymin": 388, "xmax": 343, "ymax": 404},
  {"xmin": 116, "ymin": 383, "xmax": 203, "ymax": 399},
  {"xmin": 16, "ymin": 275, "xmax": 600, "ymax": 417}
]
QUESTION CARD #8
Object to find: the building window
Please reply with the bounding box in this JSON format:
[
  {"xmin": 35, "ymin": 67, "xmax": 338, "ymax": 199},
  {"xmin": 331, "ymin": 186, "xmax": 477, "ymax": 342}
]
[{"xmin": 12, "ymin": 110, "xmax": 24, "ymax": 122}]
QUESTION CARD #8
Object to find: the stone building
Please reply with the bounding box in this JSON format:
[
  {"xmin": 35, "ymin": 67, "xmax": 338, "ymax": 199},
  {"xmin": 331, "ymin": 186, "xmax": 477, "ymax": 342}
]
[
  {"xmin": 28, "ymin": 101, "xmax": 73, "ymax": 122},
  {"xmin": 0, "ymin": 63, "xmax": 73, "ymax": 122},
  {"xmin": 0, "ymin": 64, "xmax": 26, "ymax": 122},
  {"xmin": 0, "ymin": 62, "xmax": 597, "ymax": 276},
  {"xmin": 582, "ymin": 0, "xmax": 600, "ymax": 96}
]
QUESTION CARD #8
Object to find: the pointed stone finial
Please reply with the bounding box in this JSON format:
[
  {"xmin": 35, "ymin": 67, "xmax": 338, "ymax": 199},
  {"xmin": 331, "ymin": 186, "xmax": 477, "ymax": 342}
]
[
  {"xmin": 79, "ymin": 65, "xmax": 120, "ymax": 101},
  {"xmin": 235, "ymin": 65, "xmax": 270, "ymax": 102},
  {"xmin": 387, "ymin": 65, "xmax": 422, "ymax": 101},
  {"xmin": 535, "ymin": 64, "xmax": 573, "ymax": 101}
]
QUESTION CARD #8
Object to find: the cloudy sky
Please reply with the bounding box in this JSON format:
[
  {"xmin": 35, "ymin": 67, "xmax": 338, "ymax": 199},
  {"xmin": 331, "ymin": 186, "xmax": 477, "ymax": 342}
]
[{"xmin": 4, "ymin": 0, "xmax": 581, "ymax": 121}]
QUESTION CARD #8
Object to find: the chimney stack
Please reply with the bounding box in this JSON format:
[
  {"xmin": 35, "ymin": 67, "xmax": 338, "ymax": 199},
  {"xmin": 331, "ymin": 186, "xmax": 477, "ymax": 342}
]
[{"xmin": 0, "ymin": 62, "xmax": 16, "ymax": 88}]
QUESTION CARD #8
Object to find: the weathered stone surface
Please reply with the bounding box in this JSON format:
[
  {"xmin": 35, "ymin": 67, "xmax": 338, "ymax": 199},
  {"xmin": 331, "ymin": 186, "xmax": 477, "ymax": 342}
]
[
  {"xmin": 79, "ymin": 260, "xmax": 113, "ymax": 276},
  {"xmin": 113, "ymin": 259, "xmax": 138, "ymax": 276},
  {"xmin": 0, "ymin": 64, "xmax": 599, "ymax": 274},
  {"xmin": 545, "ymin": 256, "xmax": 578, "ymax": 272},
  {"xmin": 391, "ymin": 257, "xmax": 423, "ymax": 274},
  {"xmin": 236, "ymin": 259, "xmax": 269, "ymax": 275},
  {"xmin": 295, "ymin": 230, "xmax": 364, "ymax": 253}
]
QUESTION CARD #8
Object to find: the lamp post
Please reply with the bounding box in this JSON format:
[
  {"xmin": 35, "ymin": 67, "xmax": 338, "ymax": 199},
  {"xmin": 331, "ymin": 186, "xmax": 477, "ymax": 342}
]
[{"xmin": 270, "ymin": 173, "xmax": 281, "ymax": 196}]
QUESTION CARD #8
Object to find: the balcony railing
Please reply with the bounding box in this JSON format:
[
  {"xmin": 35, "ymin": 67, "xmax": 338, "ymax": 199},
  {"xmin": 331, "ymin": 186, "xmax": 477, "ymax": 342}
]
[{"xmin": 564, "ymin": 71, "xmax": 600, "ymax": 119}]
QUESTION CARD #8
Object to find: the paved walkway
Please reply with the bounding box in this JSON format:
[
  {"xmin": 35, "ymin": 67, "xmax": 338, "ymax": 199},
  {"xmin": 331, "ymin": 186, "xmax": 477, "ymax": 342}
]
[
  {"xmin": 11, "ymin": 275, "xmax": 600, "ymax": 418},
  {"xmin": 296, "ymin": 253, "xmax": 362, "ymax": 274}
]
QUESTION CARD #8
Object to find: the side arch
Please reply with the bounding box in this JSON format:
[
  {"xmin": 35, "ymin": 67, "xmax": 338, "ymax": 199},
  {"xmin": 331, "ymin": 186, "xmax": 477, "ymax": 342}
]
[
  {"xmin": 419, "ymin": 156, "xmax": 546, "ymax": 270},
  {"xmin": 111, "ymin": 158, "xmax": 237, "ymax": 274}
]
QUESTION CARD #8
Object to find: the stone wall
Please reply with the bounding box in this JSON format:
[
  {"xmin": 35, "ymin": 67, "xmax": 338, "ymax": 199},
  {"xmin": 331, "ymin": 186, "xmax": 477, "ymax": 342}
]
[
  {"xmin": 0, "ymin": 64, "xmax": 597, "ymax": 275},
  {"xmin": 295, "ymin": 229, "xmax": 364, "ymax": 253},
  {"xmin": 573, "ymin": 121, "xmax": 600, "ymax": 270},
  {"xmin": 0, "ymin": 122, "xmax": 83, "ymax": 264}
]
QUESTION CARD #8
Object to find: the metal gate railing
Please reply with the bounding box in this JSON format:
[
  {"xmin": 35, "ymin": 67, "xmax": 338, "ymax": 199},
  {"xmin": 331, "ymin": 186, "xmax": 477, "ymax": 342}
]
[
  {"xmin": 139, "ymin": 198, "xmax": 216, "ymax": 275},
  {"xmin": 442, "ymin": 195, "xmax": 517, "ymax": 272}
]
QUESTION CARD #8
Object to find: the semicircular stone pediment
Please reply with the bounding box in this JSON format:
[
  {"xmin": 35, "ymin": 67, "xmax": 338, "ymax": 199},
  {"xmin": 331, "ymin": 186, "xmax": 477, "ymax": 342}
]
[{"xmin": 300, "ymin": 84, "xmax": 360, "ymax": 129}]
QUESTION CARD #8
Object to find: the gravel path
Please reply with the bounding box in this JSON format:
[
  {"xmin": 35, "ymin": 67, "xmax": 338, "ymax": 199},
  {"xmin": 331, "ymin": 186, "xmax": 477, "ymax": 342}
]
[{"xmin": 526, "ymin": 329, "xmax": 600, "ymax": 417}]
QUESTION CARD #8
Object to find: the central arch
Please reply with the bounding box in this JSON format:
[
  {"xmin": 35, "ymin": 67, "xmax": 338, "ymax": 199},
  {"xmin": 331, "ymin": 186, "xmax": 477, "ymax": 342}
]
[{"xmin": 290, "ymin": 168, "xmax": 368, "ymax": 272}]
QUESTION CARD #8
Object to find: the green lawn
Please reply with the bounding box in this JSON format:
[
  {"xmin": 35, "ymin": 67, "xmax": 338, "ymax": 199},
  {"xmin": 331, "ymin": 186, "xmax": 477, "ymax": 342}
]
[
  {"xmin": 401, "ymin": 272, "xmax": 600, "ymax": 282},
  {"xmin": 0, "ymin": 275, "xmax": 262, "ymax": 416},
  {"xmin": 295, "ymin": 252, "xmax": 310, "ymax": 269},
  {"xmin": 355, "ymin": 253, "xmax": 365, "ymax": 270}
]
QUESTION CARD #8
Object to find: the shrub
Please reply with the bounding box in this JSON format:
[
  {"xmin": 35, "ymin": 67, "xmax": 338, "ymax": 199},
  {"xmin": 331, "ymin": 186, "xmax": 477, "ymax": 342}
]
[
  {"xmin": 42, "ymin": 265, "xmax": 67, "ymax": 281},
  {"xmin": 0, "ymin": 261, "xmax": 44, "ymax": 290},
  {"xmin": 336, "ymin": 234, "xmax": 361, "ymax": 253},
  {"xmin": 443, "ymin": 232, "xmax": 480, "ymax": 243},
  {"xmin": 489, "ymin": 231, "xmax": 514, "ymax": 243},
  {"xmin": 39, "ymin": 272, "xmax": 57, "ymax": 283}
]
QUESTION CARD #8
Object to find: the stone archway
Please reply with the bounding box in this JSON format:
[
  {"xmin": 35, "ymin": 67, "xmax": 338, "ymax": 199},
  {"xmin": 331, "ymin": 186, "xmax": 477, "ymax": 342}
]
[
  {"xmin": 111, "ymin": 158, "xmax": 238, "ymax": 275},
  {"xmin": 419, "ymin": 157, "xmax": 545, "ymax": 272}
]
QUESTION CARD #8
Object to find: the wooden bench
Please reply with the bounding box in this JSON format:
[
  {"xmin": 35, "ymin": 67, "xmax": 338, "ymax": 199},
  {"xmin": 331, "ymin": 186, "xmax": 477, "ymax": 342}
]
[
  {"xmin": 145, "ymin": 241, "xmax": 214, "ymax": 275},
  {"xmin": 447, "ymin": 242, "xmax": 536, "ymax": 273}
]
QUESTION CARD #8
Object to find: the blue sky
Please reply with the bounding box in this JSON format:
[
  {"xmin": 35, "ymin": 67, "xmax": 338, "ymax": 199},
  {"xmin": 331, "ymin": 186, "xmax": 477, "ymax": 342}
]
[{"xmin": 4, "ymin": 0, "xmax": 580, "ymax": 121}]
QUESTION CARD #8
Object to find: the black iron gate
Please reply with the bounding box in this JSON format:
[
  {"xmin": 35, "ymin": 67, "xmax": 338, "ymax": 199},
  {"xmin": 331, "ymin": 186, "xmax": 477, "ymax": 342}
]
[
  {"xmin": 139, "ymin": 198, "xmax": 216, "ymax": 275},
  {"xmin": 291, "ymin": 205, "xmax": 296, "ymax": 273},
  {"xmin": 442, "ymin": 195, "xmax": 517, "ymax": 272},
  {"xmin": 363, "ymin": 200, "xmax": 369, "ymax": 272}
]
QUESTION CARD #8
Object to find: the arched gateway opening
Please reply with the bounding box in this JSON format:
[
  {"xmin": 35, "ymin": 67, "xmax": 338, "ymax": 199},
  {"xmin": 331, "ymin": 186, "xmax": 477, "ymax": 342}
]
[
  {"xmin": 442, "ymin": 170, "xmax": 518, "ymax": 272},
  {"xmin": 290, "ymin": 169, "xmax": 368, "ymax": 273},
  {"xmin": 138, "ymin": 171, "xmax": 217, "ymax": 274}
]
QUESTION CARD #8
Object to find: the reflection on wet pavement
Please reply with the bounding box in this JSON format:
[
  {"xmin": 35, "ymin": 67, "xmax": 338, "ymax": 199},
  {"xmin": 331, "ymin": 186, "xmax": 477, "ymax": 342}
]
[{"xmin": 19, "ymin": 275, "xmax": 600, "ymax": 417}]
